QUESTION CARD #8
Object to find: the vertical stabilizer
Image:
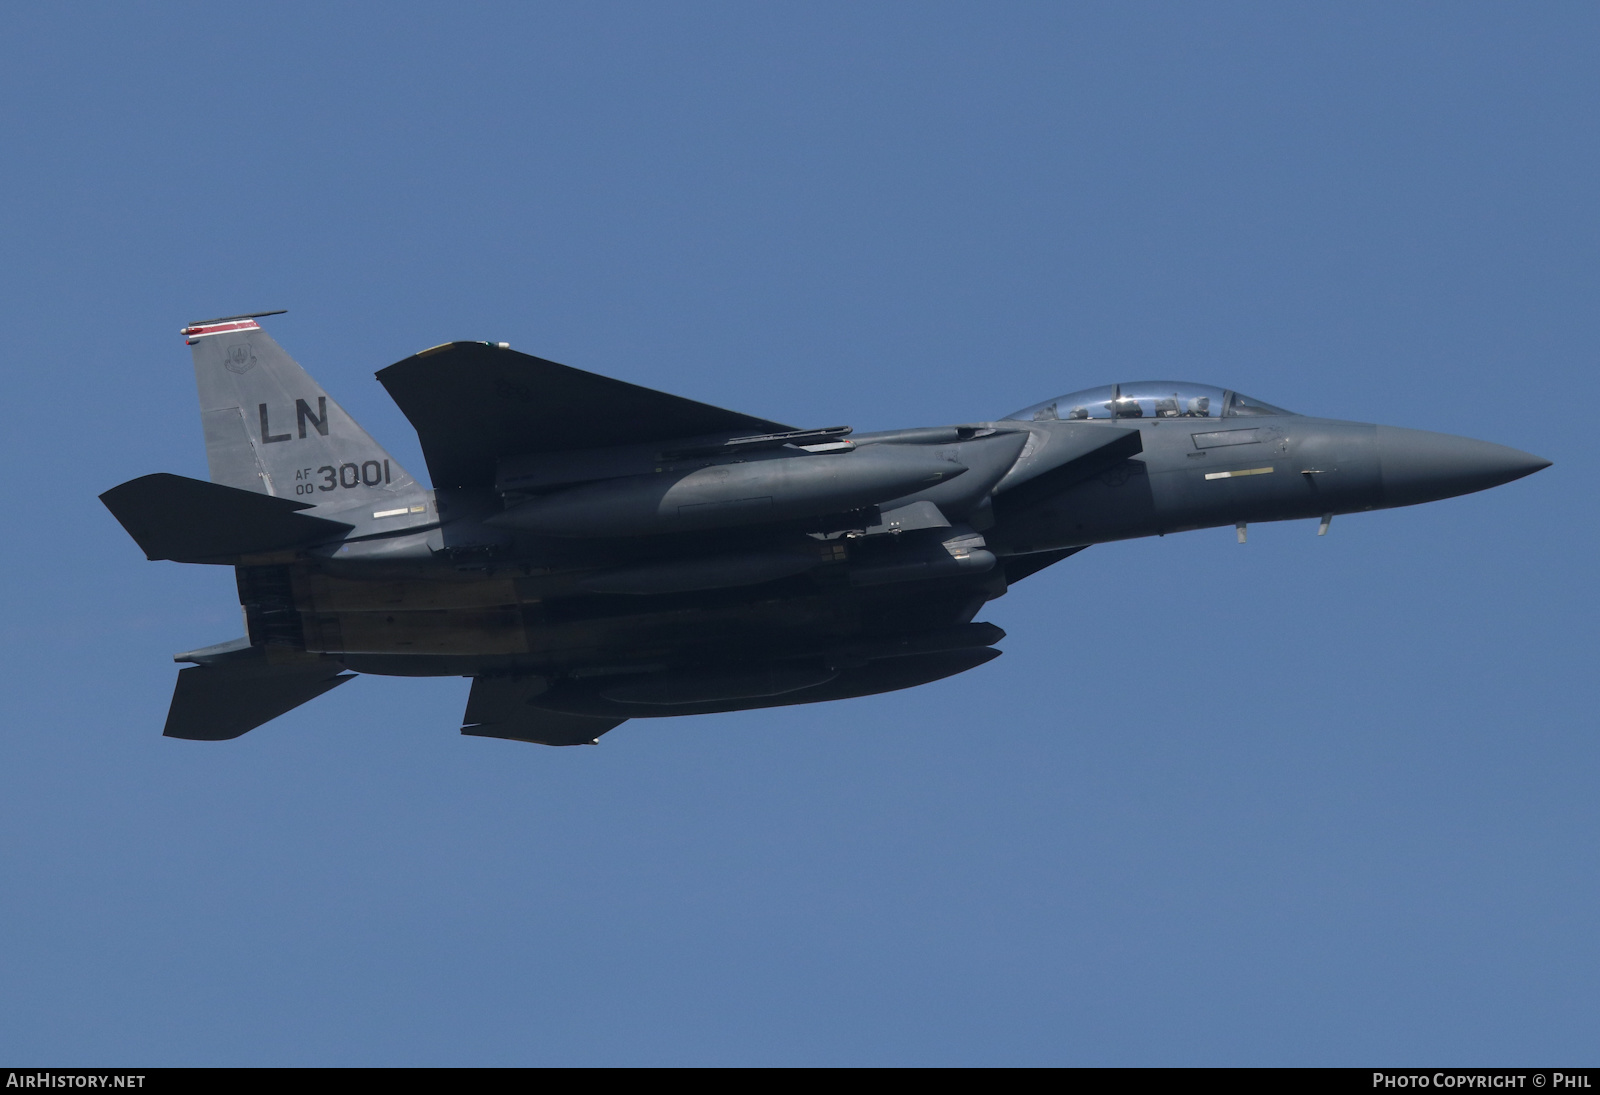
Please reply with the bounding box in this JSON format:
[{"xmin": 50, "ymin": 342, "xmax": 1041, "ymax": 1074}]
[{"xmin": 184, "ymin": 314, "xmax": 423, "ymax": 506}]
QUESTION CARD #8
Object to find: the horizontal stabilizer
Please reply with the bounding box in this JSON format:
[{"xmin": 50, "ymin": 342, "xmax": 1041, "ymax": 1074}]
[
  {"xmin": 165, "ymin": 656, "xmax": 353, "ymax": 740},
  {"xmin": 377, "ymin": 342, "xmax": 793, "ymax": 488},
  {"xmin": 461, "ymin": 676, "xmax": 625, "ymax": 746},
  {"xmin": 100, "ymin": 473, "xmax": 353, "ymax": 562}
]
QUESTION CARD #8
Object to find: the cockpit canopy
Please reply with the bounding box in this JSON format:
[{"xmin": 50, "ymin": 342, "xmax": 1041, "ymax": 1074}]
[{"xmin": 1004, "ymin": 381, "xmax": 1294, "ymax": 423}]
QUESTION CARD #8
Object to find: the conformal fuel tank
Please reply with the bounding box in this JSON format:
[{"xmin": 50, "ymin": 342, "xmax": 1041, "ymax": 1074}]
[{"xmin": 490, "ymin": 445, "xmax": 967, "ymax": 538}]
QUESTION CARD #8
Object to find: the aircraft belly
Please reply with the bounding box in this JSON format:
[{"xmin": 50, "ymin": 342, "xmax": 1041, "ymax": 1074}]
[
  {"xmin": 531, "ymin": 595, "xmax": 859, "ymax": 669},
  {"xmin": 297, "ymin": 572, "xmax": 521, "ymax": 611},
  {"xmin": 304, "ymin": 606, "xmax": 530, "ymax": 655},
  {"xmin": 293, "ymin": 570, "xmax": 527, "ymax": 655},
  {"xmin": 287, "ymin": 554, "xmax": 1002, "ymax": 687},
  {"xmin": 534, "ymin": 648, "xmax": 1002, "ymax": 719}
]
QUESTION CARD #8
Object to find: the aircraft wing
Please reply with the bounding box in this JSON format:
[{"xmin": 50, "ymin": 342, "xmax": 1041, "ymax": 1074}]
[{"xmin": 377, "ymin": 342, "xmax": 794, "ymax": 489}]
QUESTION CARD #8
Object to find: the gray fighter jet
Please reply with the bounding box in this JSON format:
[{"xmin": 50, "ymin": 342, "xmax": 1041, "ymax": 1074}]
[{"xmin": 100, "ymin": 312, "xmax": 1550, "ymax": 746}]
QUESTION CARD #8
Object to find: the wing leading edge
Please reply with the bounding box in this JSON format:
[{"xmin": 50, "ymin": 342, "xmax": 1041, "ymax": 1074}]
[{"xmin": 376, "ymin": 342, "xmax": 794, "ymax": 489}]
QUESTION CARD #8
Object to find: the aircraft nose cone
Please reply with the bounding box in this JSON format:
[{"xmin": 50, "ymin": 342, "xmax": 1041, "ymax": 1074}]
[{"xmin": 1377, "ymin": 425, "xmax": 1551, "ymax": 508}]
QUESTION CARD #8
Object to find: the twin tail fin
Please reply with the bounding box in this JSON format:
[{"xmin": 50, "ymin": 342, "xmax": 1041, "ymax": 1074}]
[{"xmin": 183, "ymin": 313, "xmax": 422, "ymax": 505}]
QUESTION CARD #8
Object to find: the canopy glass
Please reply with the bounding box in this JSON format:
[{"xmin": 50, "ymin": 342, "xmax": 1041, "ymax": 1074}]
[{"xmin": 1004, "ymin": 382, "xmax": 1294, "ymax": 423}]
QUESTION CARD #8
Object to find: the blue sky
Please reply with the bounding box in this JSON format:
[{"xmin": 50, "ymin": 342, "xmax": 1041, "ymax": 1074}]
[{"xmin": 0, "ymin": 2, "xmax": 1594, "ymax": 1065}]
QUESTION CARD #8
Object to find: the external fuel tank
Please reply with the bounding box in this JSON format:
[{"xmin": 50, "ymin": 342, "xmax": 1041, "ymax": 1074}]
[{"xmin": 489, "ymin": 444, "xmax": 968, "ymax": 538}]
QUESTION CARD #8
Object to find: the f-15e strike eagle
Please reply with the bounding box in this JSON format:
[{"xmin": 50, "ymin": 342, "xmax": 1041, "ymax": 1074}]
[{"xmin": 100, "ymin": 311, "xmax": 1550, "ymax": 747}]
